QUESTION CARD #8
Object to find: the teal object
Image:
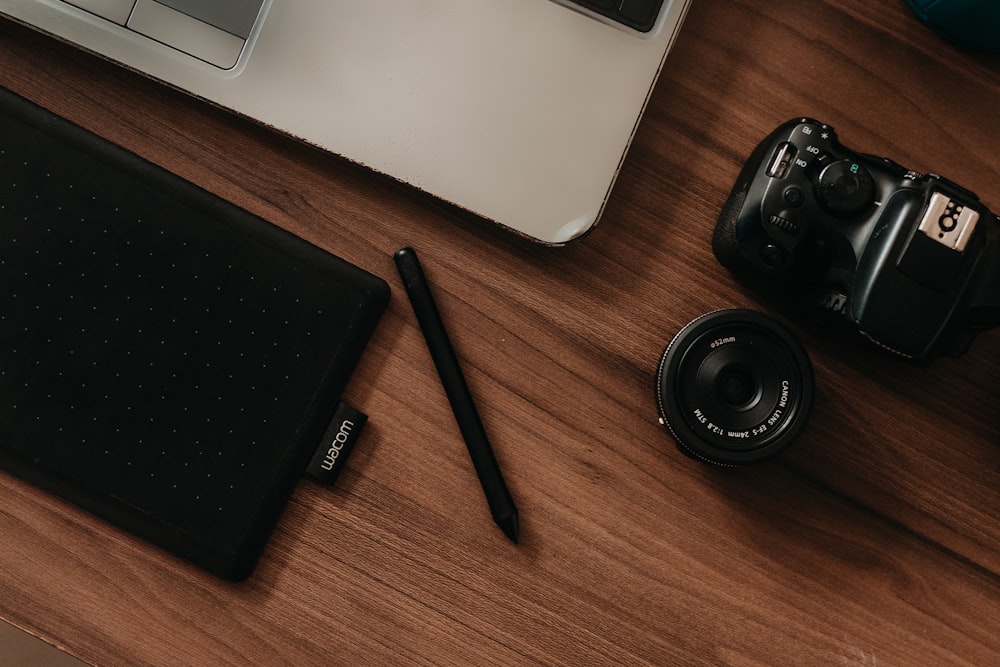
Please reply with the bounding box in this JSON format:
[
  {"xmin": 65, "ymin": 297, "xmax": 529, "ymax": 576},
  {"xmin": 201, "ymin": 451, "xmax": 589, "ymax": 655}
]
[{"xmin": 908, "ymin": 0, "xmax": 1000, "ymax": 52}]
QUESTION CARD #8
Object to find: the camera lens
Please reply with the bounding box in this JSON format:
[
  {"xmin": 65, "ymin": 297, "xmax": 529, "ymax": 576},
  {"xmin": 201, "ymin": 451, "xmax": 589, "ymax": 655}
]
[{"xmin": 655, "ymin": 310, "xmax": 814, "ymax": 466}]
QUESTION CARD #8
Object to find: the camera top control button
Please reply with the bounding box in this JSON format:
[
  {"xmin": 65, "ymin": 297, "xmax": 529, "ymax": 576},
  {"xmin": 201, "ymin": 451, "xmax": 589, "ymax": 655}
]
[
  {"xmin": 783, "ymin": 186, "xmax": 804, "ymax": 207},
  {"xmin": 816, "ymin": 158, "xmax": 875, "ymax": 215},
  {"xmin": 759, "ymin": 243, "xmax": 786, "ymax": 268}
]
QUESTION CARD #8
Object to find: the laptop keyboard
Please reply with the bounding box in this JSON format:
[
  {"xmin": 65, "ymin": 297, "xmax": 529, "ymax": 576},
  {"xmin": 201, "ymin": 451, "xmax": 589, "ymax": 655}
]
[
  {"xmin": 60, "ymin": 0, "xmax": 265, "ymax": 69},
  {"xmin": 569, "ymin": 0, "xmax": 665, "ymax": 32}
]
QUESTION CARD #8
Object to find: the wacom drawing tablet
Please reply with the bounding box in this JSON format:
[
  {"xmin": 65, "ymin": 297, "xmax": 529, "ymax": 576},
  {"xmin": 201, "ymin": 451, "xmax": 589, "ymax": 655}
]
[{"xmin": 0, "ymin": 87, "xmax": 389, "ymax": 580}]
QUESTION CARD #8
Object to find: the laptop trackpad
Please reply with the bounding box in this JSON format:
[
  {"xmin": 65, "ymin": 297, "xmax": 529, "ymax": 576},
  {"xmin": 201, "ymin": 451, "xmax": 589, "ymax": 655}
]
[
  {"xmin": 154, "ymin": 0, "xmax": 263, "ymax": 39},
  {"xmin": 61, "ymin": 0, "xmax": 265, "ymax": 70}
]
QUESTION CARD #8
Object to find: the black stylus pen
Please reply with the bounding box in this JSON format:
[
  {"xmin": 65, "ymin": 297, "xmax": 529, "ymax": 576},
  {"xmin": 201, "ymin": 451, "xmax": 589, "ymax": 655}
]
[{"xmin": 394, "ymin": 247, "xmax": 519, "ymax": 544}]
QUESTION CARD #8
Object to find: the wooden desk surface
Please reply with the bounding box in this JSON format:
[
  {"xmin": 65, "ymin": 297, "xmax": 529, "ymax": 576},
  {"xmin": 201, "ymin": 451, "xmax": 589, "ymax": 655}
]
[{"xmin": 1, "ymin": 1, "xmax": 999, "ymax": 664}]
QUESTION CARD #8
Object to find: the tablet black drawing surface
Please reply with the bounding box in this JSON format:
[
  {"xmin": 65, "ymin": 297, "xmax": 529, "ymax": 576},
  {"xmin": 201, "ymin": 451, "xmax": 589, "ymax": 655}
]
[{"xmin": 0, "ymin": 87, "xmax": 389, "ymax": 580}]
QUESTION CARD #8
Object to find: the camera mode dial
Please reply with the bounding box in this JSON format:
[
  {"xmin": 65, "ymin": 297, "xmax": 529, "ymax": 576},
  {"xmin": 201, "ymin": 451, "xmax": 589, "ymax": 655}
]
[{"xmin": 815, "ymin": 158, "xmax": 875, "ymax": 215}]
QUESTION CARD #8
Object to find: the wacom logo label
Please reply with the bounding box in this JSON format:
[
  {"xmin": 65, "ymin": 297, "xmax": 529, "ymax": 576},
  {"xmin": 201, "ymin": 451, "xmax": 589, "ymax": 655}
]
[
  {"xmin": 322, "ymin": 420, "xmax": 355, "ymax": 470},
  {"xmin": 305, "ymin": 403, "xmax": 366, "ymax": 485}
]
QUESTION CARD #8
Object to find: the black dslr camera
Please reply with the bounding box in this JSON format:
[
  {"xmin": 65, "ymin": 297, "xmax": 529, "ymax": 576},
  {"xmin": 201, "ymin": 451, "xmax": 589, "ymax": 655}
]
[{"xmin": 713, "ymin": 118, "xmax": 1000, "ymax": 361}]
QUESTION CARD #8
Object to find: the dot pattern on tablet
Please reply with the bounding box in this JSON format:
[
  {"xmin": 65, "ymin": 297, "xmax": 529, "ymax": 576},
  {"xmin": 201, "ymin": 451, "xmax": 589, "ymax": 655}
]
[{"xmin": 0, "ymin": 113, "xmax": 363, "ymax": 550}]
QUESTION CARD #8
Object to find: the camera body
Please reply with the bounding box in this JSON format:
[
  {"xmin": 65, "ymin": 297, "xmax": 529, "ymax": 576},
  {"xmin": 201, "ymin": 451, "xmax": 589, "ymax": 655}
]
[{"xmin": 713, "ymin": 118, "xmax": 1000, "ymax": 361}]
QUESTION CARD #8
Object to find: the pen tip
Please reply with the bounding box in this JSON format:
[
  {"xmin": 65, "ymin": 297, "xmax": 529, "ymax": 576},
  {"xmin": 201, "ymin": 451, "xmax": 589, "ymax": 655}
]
[{"xmin": 497, "ymin": 511, "xmax": 519, "ymax": 544}]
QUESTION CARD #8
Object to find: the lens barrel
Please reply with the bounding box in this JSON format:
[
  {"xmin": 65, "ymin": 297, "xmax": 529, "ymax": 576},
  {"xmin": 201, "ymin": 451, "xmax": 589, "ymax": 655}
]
[{"xmin": 655, "ymin": 310, "xmax": 814, "ymax": 465}]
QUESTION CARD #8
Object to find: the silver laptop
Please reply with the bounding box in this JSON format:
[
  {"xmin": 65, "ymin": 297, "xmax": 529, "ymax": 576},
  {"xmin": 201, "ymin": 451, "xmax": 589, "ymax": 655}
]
[{"xmin": 0, "ymin": 0, "xmax": 690, "ymax": 244}]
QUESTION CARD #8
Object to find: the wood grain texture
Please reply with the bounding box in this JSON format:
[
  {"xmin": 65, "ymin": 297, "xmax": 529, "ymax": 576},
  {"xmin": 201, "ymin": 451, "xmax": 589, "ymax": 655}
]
[{"xmin": 1, "ymin": 1, "xmax": 998, "ymax": 665}]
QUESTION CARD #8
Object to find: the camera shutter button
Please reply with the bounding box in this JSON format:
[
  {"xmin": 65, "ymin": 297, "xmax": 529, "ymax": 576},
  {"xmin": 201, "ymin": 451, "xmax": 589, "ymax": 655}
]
[{"xmin": 816, "ymin": 159, "xmax": 874, "ymax": 215}]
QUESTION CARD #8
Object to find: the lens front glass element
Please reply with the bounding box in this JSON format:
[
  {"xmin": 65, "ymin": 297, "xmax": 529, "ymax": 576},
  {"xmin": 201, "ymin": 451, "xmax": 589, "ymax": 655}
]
[{"xmin": 715, "ymin": 364, "xmax": 761, "ymax": 410}]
